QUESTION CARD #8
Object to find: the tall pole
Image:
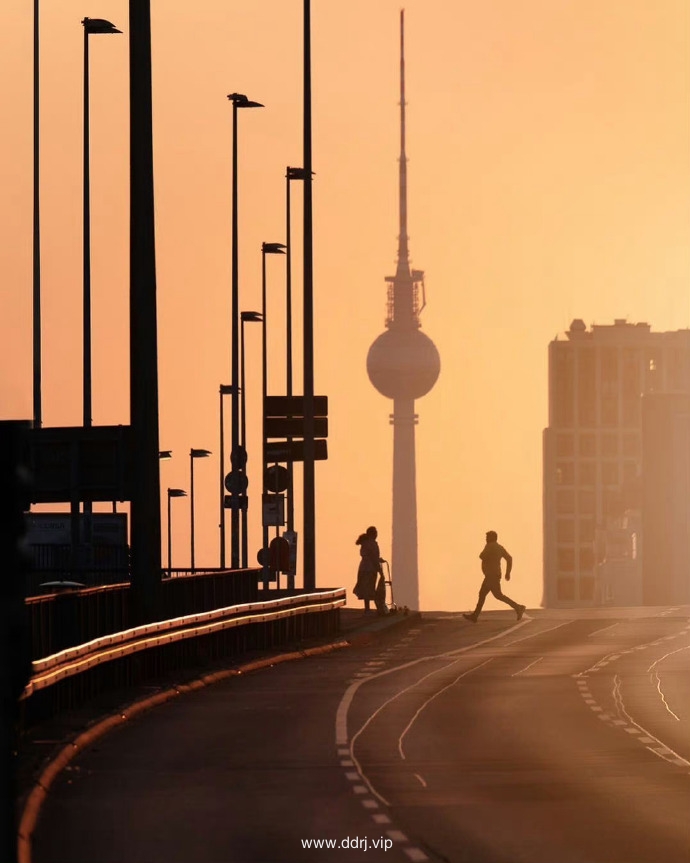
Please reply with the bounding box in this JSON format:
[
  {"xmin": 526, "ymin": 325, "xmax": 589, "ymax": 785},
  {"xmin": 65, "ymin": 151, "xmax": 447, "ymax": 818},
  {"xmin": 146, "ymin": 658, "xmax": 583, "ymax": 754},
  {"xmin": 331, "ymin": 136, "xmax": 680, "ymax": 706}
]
[
  {"xmin": 285, "ymin": 171, "xmax": 295, "ymax": 536},
  {"xmin": 240, "ymin": 322, "xmax": 248, "ymax": 567},
  {"xmin": 230, "ymin": 100, "xmax": 241, "ymax": 570},
  {"xmin": 261, "ymin": 251, "xmax": 269, "ymax": 586},
  {"xmin": 302, "ymin": 0, "xmax": 316, "ymax": 590},
  {"xmin": 129, "ymin": 0, "xmax": 162, "ymax": 622},
  {"xmin": 190, "ymin": 453, "xmax": 195, "ymax": 572},
  {"xmin": 167, "ymin": 490, "xmax": 172, "ymax": 576},
  {"xmin": 32, "ymin": 0, "xmax": 42, "ymax": 428},
  {"xmin": 83, "ymin": 26, "xmax": 92, "ymax": 429},
  {"xmin": 219, "ymin": 386, "xmax": 225, "ymax": 567}
]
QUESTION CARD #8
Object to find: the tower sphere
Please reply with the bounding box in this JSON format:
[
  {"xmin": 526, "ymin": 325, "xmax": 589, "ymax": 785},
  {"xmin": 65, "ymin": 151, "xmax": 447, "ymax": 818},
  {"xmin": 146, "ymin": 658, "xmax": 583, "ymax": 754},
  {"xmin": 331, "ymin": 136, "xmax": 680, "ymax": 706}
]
[{"xmin": 367, "ymin": 328, "xmax": 440, "ymax": 400}]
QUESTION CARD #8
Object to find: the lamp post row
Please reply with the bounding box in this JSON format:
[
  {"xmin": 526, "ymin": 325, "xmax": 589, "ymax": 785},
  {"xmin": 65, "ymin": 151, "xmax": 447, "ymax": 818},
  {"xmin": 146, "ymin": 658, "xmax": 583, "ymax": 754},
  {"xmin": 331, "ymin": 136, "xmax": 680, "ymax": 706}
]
[{"xmin": 32, "ymin": 4, "xmax": 318, "ymax": 592}]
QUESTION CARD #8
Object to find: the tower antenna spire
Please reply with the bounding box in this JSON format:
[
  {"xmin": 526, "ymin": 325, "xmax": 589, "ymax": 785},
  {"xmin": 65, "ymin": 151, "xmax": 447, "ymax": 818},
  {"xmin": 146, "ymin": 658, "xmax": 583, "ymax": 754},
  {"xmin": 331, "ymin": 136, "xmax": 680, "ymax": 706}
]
[{"xmin": 397, "ymin": 8, "xmax": 409, "ymax": 274}]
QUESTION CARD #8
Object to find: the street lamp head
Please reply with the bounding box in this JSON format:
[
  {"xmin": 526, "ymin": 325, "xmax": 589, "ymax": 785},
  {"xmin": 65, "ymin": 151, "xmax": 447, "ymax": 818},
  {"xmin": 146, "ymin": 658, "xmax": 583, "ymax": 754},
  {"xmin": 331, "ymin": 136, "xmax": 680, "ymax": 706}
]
[
  {"xmin": 167, "ymin": 488, "xmax": 187, "ymax": 498},
  {"xmin": 227, "ymin": 93, "xmax": 264, "ymax": 109},
  {"xmin": 82, "ymin": 17, "xmax": 122, "ymax": 34},
  {"xmin": 262, "ymin": 242, "xmax": 286, "ymax": 255},
  {"xmin": 159, "ymin": 450, "xmax": 173, "ymax": 460},
  {"xmin": 241, "ymin": 311, "xmax": 263, "ymax": 323},
  {"xmin": 220, "ymin": 384, "xmax": 237, "ymax": 395},
  {"xmin": 190, "ymin": 448, "xmax": 212, "ymax": 458},
  {"xmin": 287, "ymin": 167, "xmax": 313, "ymax": 180}
]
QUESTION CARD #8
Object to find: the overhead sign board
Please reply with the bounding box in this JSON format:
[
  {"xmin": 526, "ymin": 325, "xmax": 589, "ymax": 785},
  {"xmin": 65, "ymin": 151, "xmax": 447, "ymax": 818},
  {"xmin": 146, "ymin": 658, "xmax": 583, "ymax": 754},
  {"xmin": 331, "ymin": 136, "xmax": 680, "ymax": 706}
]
[
  {"xmin": 264, "ymin": 396, "xmax": 328, "ymax": 418},
  {"xmin": 266, "ymin": 439, "xmax": 328, "ymax": 463},
  {"xmin": 27, "ymin": 425, "xmax": 133, "ymax": 503},
  {"xmin": 264, "ymin": 417, "xmax": 328, "ymax": 439}
]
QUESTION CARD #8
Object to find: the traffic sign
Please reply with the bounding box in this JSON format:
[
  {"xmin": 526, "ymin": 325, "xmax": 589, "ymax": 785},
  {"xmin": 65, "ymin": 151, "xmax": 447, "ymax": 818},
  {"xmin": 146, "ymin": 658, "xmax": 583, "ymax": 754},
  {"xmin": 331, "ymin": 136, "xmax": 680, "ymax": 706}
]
[
  {"xmin": 264, "ymin": 417, "xmax": 328, "ymax": 439},
  {"xmin": 262, "ymin": 493, "xmax": 285, "ymax": 526},
  {"xmin": 264, "ymin": 464, "xmax": 289, "ymax": 493},
  {"xmin": 224, "ymin": 471, "xmax": 248, "ymax": 494},
  {"xmin": 224, "ymin": 494, "xmax": 248, "ymax": 511},
  {"xmin": 269, "ymin": 536, "xmax": 290, "ymax": 573},
  {"xmin": 230, "ymin": 445, "xmax": 247, "ymax": 470},
  {"xmin": 264, "ymin": 395, "xmax": 328, "ymax": 418}
]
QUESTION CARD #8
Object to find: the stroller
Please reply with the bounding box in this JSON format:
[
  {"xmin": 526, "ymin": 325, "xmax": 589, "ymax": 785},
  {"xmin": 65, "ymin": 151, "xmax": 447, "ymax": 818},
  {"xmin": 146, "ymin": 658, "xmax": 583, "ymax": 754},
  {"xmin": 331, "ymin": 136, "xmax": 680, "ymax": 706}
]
[{"xmin": 375, "ymin": 560, "xmax": 397, "ymax": 615}]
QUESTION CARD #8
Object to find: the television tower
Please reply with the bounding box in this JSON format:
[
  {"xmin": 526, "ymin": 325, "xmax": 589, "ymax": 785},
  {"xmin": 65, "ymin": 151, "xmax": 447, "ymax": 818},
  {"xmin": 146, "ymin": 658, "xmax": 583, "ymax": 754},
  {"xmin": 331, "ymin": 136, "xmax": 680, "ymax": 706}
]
[{"xmin": 367, "ymin": 9, "xmax": 440, "ymax": 610}]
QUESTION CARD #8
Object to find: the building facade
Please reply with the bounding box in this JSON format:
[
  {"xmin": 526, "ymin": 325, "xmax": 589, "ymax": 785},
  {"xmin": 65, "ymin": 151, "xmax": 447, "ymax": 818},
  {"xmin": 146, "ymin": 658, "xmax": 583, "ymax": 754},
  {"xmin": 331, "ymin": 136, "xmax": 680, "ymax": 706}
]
[
  {"xmin": 543, "ymin": 319, "xmax": 690, "ymax": 607},
  {"xmin": 641, "ymin": 392, "xmax": 690, "ymax": 606}
]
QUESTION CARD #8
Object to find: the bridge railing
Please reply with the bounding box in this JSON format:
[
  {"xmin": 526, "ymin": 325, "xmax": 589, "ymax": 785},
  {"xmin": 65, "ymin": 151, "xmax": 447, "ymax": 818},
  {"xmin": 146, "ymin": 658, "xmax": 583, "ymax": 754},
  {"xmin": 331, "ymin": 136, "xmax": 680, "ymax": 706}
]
[
  {"xmin": 21, "ymin": 587, "xmax": 346, "ymax": 726},
  {"xmin": 26, "ymin": 568, "xmax": 260, "ymax": 660}
]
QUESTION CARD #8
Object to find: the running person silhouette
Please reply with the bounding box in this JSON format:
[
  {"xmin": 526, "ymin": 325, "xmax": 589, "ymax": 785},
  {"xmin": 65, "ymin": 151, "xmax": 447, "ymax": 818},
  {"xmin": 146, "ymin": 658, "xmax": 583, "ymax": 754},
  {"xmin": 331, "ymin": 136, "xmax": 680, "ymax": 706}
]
[{"xmin": 463, "ymin": 530, "xmax": 526, "ymax": 622}]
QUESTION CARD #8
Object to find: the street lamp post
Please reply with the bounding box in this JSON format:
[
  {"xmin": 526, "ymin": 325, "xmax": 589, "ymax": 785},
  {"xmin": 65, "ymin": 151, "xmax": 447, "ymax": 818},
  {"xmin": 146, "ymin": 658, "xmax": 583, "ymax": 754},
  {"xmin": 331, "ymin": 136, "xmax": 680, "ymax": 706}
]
[
  {"xmin": 227, "ymin": 92, "xmax": 263, "ymax": 571},
  {"xmin": 240, "ymin": 311, "xmax": 262, "ymax": 568},
  {"xmin": 80, "ymin": 17, "xmax": 122, "ymax": 562},
  {"xmin": 302, "ymin": 0, "xmax": 317, "ymax": 591},
  {"xmin": 218, "ymin": 384, "xmax": 234, "ymax": 568},
  {"xmin": 261, "ymin": 243, "xmax": 286, "ymax": 585},
  {"xmin": 190, "ymin": 448, "xmax": 211, "ymax": 573},
  {"xmin": 166, "ymin": 487, "xmax": 186, "ymax": 576},
  {"xmin": 81, "ymin": 17, "xmax": 122, "ymax": 430},
  {"xmin": 33, "ymin": 0, "xmax": 42, "ymax": 427},
  {"xmin": 285, "ymin": 167, "xmax": 309, "ymax": 557}
]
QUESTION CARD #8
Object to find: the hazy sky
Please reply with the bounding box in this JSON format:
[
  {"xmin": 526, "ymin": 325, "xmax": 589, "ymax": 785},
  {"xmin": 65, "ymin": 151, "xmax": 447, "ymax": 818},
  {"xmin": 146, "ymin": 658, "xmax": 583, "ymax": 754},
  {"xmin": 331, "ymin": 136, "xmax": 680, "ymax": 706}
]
[{"xmin": 2, "ymin": 1, "xmax": 689, "ymax": 611}]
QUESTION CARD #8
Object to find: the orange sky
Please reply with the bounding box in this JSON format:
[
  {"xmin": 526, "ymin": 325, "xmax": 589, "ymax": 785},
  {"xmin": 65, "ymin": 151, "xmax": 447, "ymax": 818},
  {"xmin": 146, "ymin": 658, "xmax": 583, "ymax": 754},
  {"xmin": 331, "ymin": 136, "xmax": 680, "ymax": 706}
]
[{"xmin": 2, "ymin": 1, "xmax": 689, "ymax": 611}]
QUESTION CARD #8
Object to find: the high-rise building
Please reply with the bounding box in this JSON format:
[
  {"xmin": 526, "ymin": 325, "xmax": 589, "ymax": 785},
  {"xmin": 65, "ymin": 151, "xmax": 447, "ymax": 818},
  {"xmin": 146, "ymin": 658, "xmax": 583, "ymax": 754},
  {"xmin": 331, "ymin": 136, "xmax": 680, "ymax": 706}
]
[
  {"xmin": 641, "ymin": 392, "xmax": 690, "ymax": 606},
  {"xmin": 367, "ymin": 11, "xmax": 440, "ymax": 610},
  {"xmin": 543, "ymin": 319, "xmax": 690, "ymax": 607}
]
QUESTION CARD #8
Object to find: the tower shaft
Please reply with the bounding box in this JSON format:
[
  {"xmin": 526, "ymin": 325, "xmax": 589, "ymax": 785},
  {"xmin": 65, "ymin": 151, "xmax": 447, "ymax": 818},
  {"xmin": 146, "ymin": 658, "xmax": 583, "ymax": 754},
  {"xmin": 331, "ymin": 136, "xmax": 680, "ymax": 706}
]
[{"xmin": 391, "ymin": 398, "xmax": 419, "ymax": 609}]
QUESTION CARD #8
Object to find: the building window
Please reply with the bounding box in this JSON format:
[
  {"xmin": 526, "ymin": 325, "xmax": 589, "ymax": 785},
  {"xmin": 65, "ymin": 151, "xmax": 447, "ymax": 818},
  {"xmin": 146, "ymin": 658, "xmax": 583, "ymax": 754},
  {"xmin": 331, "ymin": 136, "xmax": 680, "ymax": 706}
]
[
  {"xmin": 601, "ymin": 395, "xmax": 618, "ymax": 427},
  {"xmin": 578, "ymin": 490, "xmax": 596, "ymax": 515},
  {"xmin": 602, "ymin": 461, "xmax": 618, "ymax": 486},
  {"xmin": 556, "ymin": 434, "xmax": 574, "ymax": 457},
  {"xmin": 579, "ymin": 462, "xmax": 596, "ymax": 486},
  {"xmin": 622, "ymin": 434, "xmax": 639, "ymax": 457},
  {"xmin": 556, "ymin": 489, "xmax": 575, "ymax": 514},
  {"xmin": 557, "ymin": 578, "xmax": 575, "ymax": 601},
  {"xmin": 579, "ymin": 518, "xmax": 595, "ymax": 542},
  {"xmin": 601, "ymin": 434, "xmax": 618, "ymax": 457},
  {"xmin": 557, "ymin": 520, "xmax": 575, "ymax": 543},
  {"xmin": 600, "ymin": 347, "xmax": 619, "ymax": 385},
  {"xmin": 622, "ymin": 461, "xmax": 638, "ymax": 483},
  {"xmin": 580, "ymin": 434, "xmax": 596, "ymax": 456},
  {"xmin": 579, "ymin": 547, "xmax": 594, "ymax": 571},
  {"xmin": 558, "ymin": 548, "xmax": 575, "ymax": 571},
  {"xmin": 556, "ymin": 462, "xmax": 575, "ymax": 485},
  {"xmin": 579, "ymin": 577, "xmax": 595, "ymax": 601},
  {"xmin": 553, "ymin": 350, "xmax": 575, "ymax": 427},
  {"xmin": 578, "ymin": 348, "xmax": 596, "ymax": 426},
  {"xmin": 621, "ymin": 349, "xmax": 640, "ymax": 427}
]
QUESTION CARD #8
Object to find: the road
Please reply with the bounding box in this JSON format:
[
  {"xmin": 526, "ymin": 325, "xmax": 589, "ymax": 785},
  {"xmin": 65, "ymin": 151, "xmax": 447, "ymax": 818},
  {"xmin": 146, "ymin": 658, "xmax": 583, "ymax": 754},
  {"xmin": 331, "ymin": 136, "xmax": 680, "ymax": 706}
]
[{"xmin": 32, "ymin": 606, "xmax": 690, "ymax": 863}]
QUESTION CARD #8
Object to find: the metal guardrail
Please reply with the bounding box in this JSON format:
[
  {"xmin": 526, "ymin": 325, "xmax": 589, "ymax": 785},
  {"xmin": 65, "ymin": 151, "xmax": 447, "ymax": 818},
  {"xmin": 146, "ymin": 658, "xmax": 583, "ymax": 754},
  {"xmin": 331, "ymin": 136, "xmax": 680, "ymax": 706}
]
[
  {"xmin": 25, "ymin": 568, "xmax": 259, "ymax": 660},
  {"xmin": 20, "ymin": 587, "xmax": 345, "ymax": 725},
  {"xmin": 25, "ymin": 589, "xmax": 346, "ymax": 697}
]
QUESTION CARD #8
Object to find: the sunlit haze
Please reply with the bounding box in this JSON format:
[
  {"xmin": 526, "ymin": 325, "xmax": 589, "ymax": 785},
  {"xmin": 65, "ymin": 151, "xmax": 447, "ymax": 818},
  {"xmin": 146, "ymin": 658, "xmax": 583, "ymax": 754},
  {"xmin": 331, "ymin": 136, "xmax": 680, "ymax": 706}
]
[{"xmin": 2, "ymin": 1, "xmax": 689, "ymax": 611}]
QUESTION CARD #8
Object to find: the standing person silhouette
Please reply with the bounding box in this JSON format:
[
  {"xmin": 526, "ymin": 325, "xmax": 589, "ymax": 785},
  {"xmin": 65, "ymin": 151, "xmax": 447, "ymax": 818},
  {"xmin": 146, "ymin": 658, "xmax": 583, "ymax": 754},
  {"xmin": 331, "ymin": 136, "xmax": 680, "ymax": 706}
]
[
  {"xmin": 463, "ymin": 531, "xmax": 526, "ymax": 622},
  {"xmin": 353, "ymin": 526, "xmax": 386, "ymax": 615}
]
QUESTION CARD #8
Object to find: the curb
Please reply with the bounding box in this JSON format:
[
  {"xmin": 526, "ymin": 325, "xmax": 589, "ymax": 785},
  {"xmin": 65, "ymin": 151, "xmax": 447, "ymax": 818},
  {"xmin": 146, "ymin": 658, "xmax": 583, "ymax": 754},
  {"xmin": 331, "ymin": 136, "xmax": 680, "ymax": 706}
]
[{"xmin": 17, "ymin": 638, "xmax": 350, "ymax": 863}]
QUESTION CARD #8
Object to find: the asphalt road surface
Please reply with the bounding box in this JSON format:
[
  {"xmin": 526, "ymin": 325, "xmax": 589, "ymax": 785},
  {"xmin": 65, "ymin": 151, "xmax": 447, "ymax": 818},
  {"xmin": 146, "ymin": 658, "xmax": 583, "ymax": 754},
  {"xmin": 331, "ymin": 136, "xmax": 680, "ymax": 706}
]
[{"xmin": 32, "ymin": 606, "xmax": 690, "ymax": 863}]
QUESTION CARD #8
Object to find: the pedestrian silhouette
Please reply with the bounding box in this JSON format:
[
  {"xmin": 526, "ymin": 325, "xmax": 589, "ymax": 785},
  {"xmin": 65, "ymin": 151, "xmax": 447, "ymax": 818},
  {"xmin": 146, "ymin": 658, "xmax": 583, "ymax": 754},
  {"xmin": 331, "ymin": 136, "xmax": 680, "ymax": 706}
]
[
  {"xmin": 353, "ymin": 526, "xmax": 386, "ymax": 615},
  {"xmin": 463, "ymin": 530, "xmax": 526, "ymax": 622}
]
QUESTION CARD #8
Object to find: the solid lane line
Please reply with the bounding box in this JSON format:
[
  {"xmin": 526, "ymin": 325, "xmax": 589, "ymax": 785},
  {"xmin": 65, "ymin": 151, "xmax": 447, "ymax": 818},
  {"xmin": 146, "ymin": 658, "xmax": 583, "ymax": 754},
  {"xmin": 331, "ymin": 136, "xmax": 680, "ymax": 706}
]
[
  {"xmin": 511, "ymin": 656, "xmax": 544, "ymax": 676},
  {"xmin": 588, "ymin": 622, "xmax": 621, "ymax": 637},
  {"xmin": 397, "ymin": 659, "xmax": 494, "ymax": 760}
]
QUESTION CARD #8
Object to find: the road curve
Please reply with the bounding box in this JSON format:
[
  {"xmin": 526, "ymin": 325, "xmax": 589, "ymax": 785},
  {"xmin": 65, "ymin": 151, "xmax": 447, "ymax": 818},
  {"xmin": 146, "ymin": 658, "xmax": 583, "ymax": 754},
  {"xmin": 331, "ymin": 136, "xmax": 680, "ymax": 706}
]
[{"xmin": 31, "ymin": 607, "xmax": 690, "ymax": 863}]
